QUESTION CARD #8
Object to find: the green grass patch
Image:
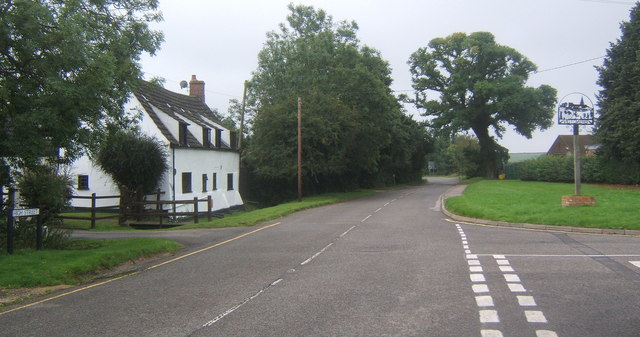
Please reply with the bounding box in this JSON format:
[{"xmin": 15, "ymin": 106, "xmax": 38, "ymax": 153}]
[
  {"xmin": 59, "ymin": 212, "xmax": 131, "ymax": 231},
  {"xmin": 445, "ymin": 180, "xmax": 640, "ymax": 229},
  {"xmin": 0, "ymin": 238, "xmax": 181, "ymax": 288},
  {"xmin": 179, "ymin": 190, "xmax": 375, "ymax": 229}
]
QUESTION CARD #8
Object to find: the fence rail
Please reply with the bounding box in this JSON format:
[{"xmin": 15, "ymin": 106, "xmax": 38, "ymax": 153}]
[{"xmin": 60, "ymin": 191, "xmax": 215, "ymax": 228}]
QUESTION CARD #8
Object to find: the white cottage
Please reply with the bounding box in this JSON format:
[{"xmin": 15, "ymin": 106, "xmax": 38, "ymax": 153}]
[{"xmin": 69, "ymin": 75, "xmax": 243, "ymax": 213}]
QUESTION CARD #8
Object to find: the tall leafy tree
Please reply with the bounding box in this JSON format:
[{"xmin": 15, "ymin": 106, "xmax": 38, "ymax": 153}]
[
  {"xmin": 246, "ymin": 4, "xmax": 427, "ymax": 193},
  {"xmin": 0, "ymin": 0, "xmax": 163, "ymax": 175},
  {"xmin": 596, "ymin": 3, "xmax": 640, "ymax": 164},
  {"xmin": 408, "ymin": 32, "xmax": 557, "ymax": 178}
]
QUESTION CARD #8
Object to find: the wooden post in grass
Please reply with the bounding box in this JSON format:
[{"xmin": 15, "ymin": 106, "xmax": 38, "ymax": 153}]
[
  {"xmin": 157, "ymin": 189, "xmax": 162, "ymax": 225},
  {"xmin": 193, "ymin": 197, "xmax": 199, "ymax": 224},
  {"xmin": 573, "ymin": 124, "xmax": 582, "ymax": 196},
  {"xmin": 91, "ymin": 193, "xmax": 97, "ymax": 229}
]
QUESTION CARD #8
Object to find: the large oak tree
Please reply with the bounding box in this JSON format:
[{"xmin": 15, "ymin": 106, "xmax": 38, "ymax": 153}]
[{"xmin": 408, "ymin": 32, "xmax": 557, "ymax": 178}]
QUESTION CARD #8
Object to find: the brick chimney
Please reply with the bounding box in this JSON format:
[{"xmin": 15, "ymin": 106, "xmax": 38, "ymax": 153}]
[{"xmin": 189, "ymin": 75, "xmax": 205, "ymax": 103}]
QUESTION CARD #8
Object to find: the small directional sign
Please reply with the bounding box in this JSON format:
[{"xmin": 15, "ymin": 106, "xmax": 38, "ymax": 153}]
[{"xmin": 12, "ymin": 208, "xmax": 40, "ymax": 217}]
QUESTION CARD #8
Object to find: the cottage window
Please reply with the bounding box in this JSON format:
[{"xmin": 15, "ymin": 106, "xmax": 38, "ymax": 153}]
[
  {"xmin": 179, "ymin": 123, "xmax": 188, "ymax": 146},
  {"xmin": 182, "ymin": 172, "xmax": 192, "ymax": 193},
  {"xmin": 215, "ymin": 129, "xmax": 222, "ymax": 148},
  {"xmin": 203, "ymin": 128, "xmax": 211, "ymax": 148},
  {"xmin": 212, "ymin": 172, "xmax": 217, "ymax": 190},
  {"xmin": 78, "ymin": 175, "xmax": 89, "ymax": 190},
  {"xmin": 202, "ymin": 173, "xmax": 208, "ymax": 192},
  {"xmin": 227, "ymin": 173, "xmax": 234, "ymax": 191}
]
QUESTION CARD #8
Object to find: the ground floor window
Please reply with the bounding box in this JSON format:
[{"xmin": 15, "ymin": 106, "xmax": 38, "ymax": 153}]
[
  {"xmin": 78, "ymin": 175, "xmax": 89, "ymax": 190},
  {"xmin": 227, "ymin": 173, "xmax": 234, "ymax": 191},
  {"xmin": 202, "ymin": 173, "xmax": 208, "ymax": 192},
  {"xmin": 182, "ymin": 172, "xmax": 192, "ymax": 193}
]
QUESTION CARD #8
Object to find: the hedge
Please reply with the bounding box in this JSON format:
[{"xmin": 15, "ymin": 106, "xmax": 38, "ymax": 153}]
[{"xmin": 509, "ymin": 155, "xmax": 640, "ymax": 185}]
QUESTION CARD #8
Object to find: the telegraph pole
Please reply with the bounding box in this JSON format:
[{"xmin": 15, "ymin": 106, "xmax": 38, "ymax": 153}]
[
  {"xmin": 297, "ymin": 97, "xmax": 302, "ymax": 202},
  {"xmin": 238, "ymin": 80, "xmax": 248, "ymax": 150}
]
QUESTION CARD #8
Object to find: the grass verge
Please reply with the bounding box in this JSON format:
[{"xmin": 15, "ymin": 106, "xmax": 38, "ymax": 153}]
[
  {"xmin": 179, "ymin": 190, "xmax": 375, "ymax": 229},
  {"xmin": 0, "ymin": 238, "xmax": 181, "ymax": 289},
  {"xmin": 445, "ymin": 180, "xmax": 640, "ymax": 229},
  {"xmin": 60, "ymin": 190, "xmax": 377, "ymax": 231}
]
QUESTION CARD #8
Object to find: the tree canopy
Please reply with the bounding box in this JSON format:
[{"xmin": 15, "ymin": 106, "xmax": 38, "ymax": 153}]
[
  {"xmin": 0, "ymin": 0, "xmax": 163, "ymax": 174},
  {"xmin": 596, "ymin": 3, "xmax": 640, "ymax": 164},
  {"xmin": 408, "ymin": 32, "xmax": 557, "ymax": 178},
  {"xmin": 245, "ymin": 4, "xmax": 429, "ymax": 196}
]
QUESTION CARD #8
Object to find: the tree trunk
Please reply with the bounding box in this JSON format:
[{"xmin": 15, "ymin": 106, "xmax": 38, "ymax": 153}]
[{"xmin": 472, "ymin": 126, "xmax": 498, "ymax": 179}]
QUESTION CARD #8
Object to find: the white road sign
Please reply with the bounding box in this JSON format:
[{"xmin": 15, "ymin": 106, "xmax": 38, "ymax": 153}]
[{"xmin": 12, "ymin": 208, "xmax": 40, "ymax": 217}]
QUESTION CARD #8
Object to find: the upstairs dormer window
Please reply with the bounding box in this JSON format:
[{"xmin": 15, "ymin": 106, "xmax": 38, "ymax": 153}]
[
  {"xmin": 215, "ymin": 129, "xmax": 222, "ymax": 148},
  {"xmin": 179, "ymin": 122, "xmax": 188, "ymax": 146},
  {"xmin": 203, "ymin": 127, "xmax": 212, "ymax": 148}
]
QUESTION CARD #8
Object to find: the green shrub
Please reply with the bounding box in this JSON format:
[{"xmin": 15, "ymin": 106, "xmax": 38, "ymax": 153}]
[
  {"xmin": 518, "ymin": 155, "xmax": 640, "ymax": 185},
  {"xmin": 16, "ymin": 166, "xmax": 73, "ymax": 224}
]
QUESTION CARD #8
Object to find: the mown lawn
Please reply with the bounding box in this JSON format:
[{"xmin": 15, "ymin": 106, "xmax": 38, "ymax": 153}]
[
  {"xmin": 445, "ymin": 180, "xmax": 640, "ymax": 229},
  {"xmin": 0, "ymin": 239, "xmax": 181, "ymax": 289}
]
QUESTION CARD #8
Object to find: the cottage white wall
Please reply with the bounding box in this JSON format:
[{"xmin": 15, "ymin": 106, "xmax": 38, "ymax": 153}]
[
  {"xmin": 67, "ymin": 156, "xmax": 121, "ymax": 208},
  {"xmin": 171, "ymin": 147, "xmax": 242, "ymax": 212},
  {"xmin": 68, "ymin": 96, "xmax": 243, "ymax": 213}
]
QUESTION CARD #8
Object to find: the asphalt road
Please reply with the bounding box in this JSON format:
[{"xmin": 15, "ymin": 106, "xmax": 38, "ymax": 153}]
[{"xmin": 1, "ymin": 177, "xmax": 640, "ymax": 337}]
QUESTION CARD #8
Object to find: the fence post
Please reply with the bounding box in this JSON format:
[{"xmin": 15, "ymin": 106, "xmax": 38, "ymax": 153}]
[
  {"xmin": 207, "ymin": 195, "xmax": 212, "ymax": 222},
  {"xmin": 193, "ymin": 197, "xmax": 199, "ymax": 224},
  {"xmin": 156, "ymin": 189, "xmax": 162, "ymax": 225},
  {"xmin": 91, "ymin": 193, "xmax": 97, "ymax": 229},
  {"xmin": 118, "ymin": 192, "xmax": 125, "ymax": 226}
]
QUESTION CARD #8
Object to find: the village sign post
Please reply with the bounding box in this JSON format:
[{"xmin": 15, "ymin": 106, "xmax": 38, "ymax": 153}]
[{"xmin": 557, "ymin": 93, "xmax": 595, "ymax": 196}]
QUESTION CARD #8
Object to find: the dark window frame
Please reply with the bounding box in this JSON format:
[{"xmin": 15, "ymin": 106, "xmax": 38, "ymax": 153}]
[
  {"xmin": 227, "ymin": 173, "xmax": 234, "ymax": 191},
  {"xmin": 212, "ymin": 172, "xmax": 217, "ymax": 191},
  {"xmin": 78, "ymin": 175, "xmax": 89, "ymax": 190},
  {"xmin": 179, "ymin": 123, "xmax": 189, "ymax": 146},
  {"xmin": 202, "ymin": 173, "xmax": 208, "ymax": 192},
  {"xmin": 182, "ymin": 172, "xmax": 192, "ymax": 193},
  {"xmin": 203, "ymin": 127, "xmax": 211, "ymax": 148}
]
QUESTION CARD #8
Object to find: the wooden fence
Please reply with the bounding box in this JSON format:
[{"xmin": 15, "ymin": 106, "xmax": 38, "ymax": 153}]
[
  {"xmin": 57, "ymin": 193, "xmax": 121, "ymax": 229},
  {"xmin": 59, "ymin": 191, "xmax": 217, "ymax": 228}
]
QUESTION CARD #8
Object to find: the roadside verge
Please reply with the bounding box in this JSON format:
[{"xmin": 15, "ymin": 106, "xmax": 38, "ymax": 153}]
[{"xmin": 440, "ymin": 184, "xmax": 640, "ymax": 236}]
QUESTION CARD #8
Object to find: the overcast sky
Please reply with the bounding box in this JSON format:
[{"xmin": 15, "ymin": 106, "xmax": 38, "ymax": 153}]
[{"xmin": 140, "ymin": 0, "xmax": 637, "ymax": 153}]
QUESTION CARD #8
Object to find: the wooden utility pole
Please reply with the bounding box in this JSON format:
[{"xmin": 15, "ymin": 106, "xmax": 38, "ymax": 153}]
[
  {"xmin": 238, "ymin": 80, "xmax": 248, "ymax": 150},
  {"xmin": 573, "ymin": 124, "xmax": 582, "ymax": 195},
  {"xmin": 297, "ymin": 97, "xmax": 302, "ymax": 202}
]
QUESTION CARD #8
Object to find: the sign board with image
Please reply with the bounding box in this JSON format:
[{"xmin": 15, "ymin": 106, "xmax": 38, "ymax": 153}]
[{"xmin": 558, "ymin": 93, "xmax": 595, "ymax": 126}]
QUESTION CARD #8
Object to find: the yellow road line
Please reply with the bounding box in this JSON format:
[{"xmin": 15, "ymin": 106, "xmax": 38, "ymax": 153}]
[
  {"xmin": 0, "ymin": 222, "xmax": 282, "ymax": 317},
  {"xmin": 146, "ymin": 222, "xmax": 281, "ymax": 270}
]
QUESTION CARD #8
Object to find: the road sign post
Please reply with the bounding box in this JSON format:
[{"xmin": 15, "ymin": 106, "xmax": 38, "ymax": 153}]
[{"xmin": 6, "ymin": 199, "xmax": 41, "ymax": 254}]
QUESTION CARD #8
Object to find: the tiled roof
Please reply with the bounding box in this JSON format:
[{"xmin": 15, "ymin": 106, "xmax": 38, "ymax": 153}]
[
  {"xmin": 132, "ymin": 80, "xmax": 232, "ymax": 149},
  {"xmin": 546, "ymin": 135, "xmax": 596, "ymax": 155}
]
